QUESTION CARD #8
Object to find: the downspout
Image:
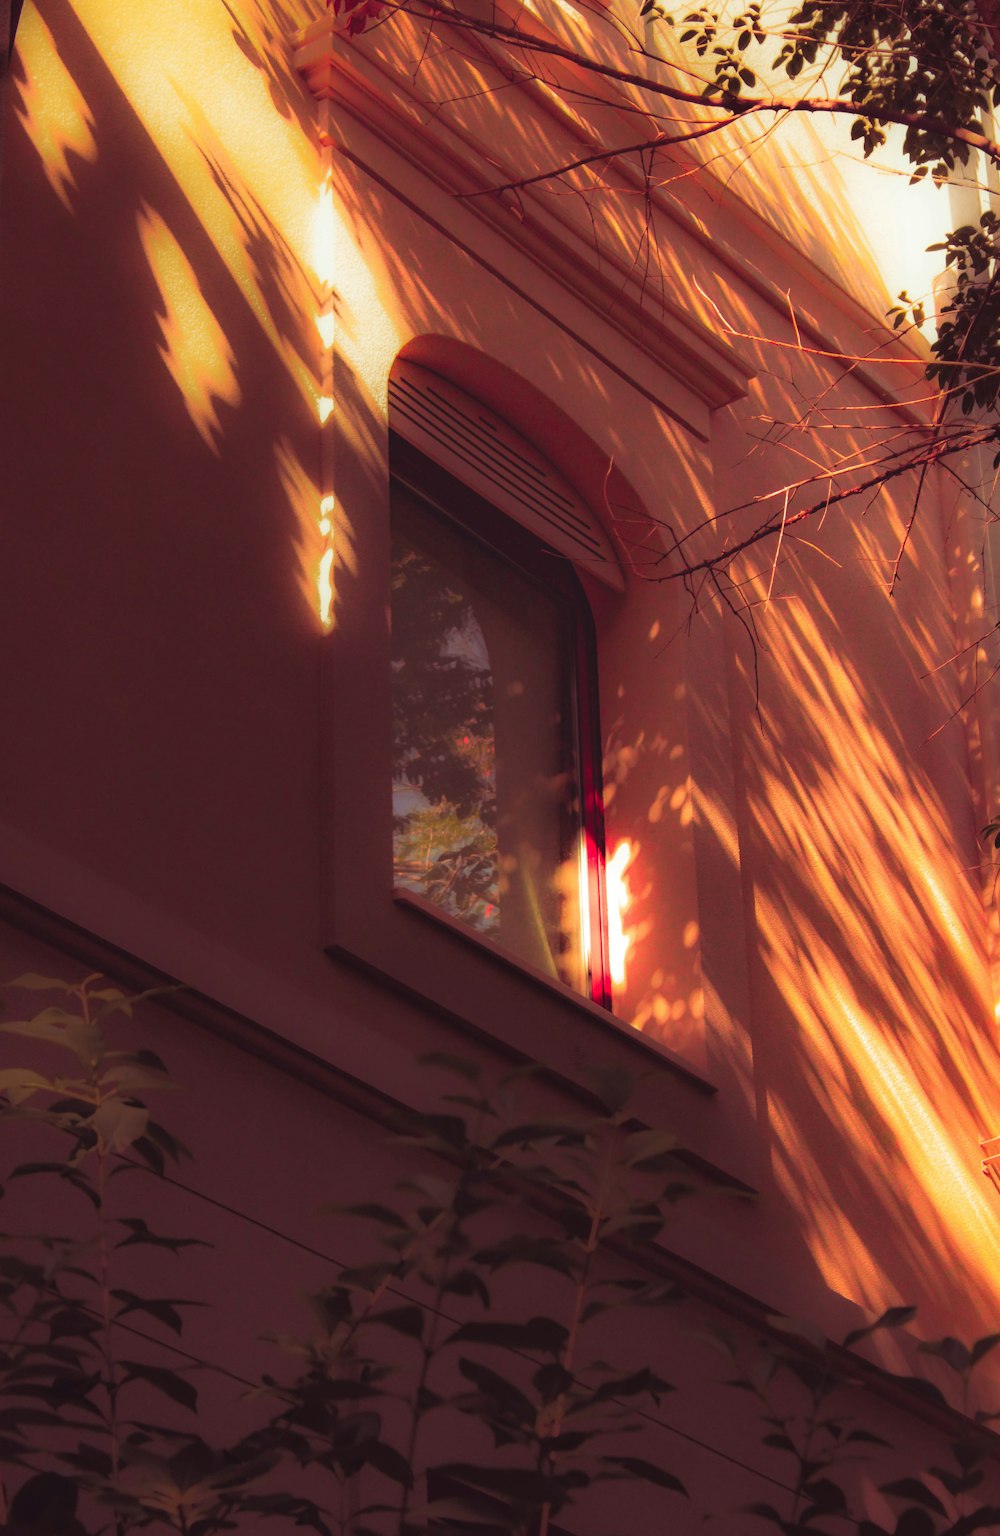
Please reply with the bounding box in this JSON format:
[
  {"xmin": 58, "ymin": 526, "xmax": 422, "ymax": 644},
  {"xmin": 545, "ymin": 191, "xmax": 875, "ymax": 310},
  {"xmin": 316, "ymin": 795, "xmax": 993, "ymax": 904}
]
[{"xmin": 294, "ymin": 14, "xmax": 351, "ymax": 633}]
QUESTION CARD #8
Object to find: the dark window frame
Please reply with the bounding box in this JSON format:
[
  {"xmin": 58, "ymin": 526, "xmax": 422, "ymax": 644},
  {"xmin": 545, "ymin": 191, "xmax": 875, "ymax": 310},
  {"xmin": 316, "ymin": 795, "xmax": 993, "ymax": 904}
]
[{"xmin": 389, "ymin": 433, "xmax": 611, "ymax": 1009}]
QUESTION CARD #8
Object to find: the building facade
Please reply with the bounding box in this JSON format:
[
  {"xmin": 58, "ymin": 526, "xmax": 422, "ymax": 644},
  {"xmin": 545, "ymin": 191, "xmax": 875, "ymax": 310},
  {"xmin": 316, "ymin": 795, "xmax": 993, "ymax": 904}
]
[{"xmin": 1, "ymin": 1, "xmax": 999, "ymax": 1529}]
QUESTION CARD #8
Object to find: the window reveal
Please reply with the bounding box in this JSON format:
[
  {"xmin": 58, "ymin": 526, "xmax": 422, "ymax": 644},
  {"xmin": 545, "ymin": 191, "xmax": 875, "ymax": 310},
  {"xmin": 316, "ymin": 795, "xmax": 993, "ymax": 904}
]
[{"xmin": 390, "ymin": 466, "xmax": 607, "ymax": 1004}]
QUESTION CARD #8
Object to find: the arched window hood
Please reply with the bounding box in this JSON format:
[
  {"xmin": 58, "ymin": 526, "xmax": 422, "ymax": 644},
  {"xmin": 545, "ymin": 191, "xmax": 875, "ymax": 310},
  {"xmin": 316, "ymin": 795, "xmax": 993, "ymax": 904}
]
[{"xmin": 389, "ymin": 359, "xmax": 625, "ymax": 592}]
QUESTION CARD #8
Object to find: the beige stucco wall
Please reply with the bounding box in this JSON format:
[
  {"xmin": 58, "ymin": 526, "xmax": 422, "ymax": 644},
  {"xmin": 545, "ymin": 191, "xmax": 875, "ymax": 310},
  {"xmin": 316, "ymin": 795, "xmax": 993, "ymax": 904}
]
[{"xmin": 2, "ymin": 1, "xmax": 999, "ymax": 1522}]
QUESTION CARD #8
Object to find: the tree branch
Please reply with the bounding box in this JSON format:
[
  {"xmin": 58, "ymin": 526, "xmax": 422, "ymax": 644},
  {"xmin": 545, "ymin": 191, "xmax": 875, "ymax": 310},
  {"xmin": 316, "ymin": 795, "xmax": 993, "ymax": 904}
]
[{"xmin": 394, "ymin": 0, "xmax": 1000, "ymax": 170}]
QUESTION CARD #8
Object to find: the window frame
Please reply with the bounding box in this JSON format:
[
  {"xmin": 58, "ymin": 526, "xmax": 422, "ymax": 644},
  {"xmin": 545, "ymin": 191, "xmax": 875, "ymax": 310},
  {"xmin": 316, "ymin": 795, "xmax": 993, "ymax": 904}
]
[
  {"xmin": 320, "ymin": 371, "xmax": 715, "ymax": 1103},
  {"xmin": 389, "ymin": 434, "xmax": 612, "ymax": 1009}
]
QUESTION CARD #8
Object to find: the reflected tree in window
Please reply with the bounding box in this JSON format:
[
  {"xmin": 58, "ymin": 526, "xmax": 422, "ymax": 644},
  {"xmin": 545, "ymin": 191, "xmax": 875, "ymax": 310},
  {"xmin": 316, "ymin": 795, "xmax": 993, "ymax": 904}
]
[
  {"xmin": 390, "ymin": 474, "xmax": 591, "ymax": 994},
  {"xmin": 391, "ymin": 503, "xmax": 500, "ymax": 931}
]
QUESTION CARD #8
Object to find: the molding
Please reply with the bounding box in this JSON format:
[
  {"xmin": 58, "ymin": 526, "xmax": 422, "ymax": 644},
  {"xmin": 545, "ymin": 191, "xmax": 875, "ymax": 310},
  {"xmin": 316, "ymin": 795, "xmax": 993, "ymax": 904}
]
[
  {"xmin": 391, "ymin": 886, "xmax": 717, "ymax": 1095},
  {"xmin": 293, "ymin": 15, "xmax": 751, "ymax": 422},
  {"xmin": 292, "ymin": 16, "xmax": 932, "ymax": 429},
  {"xmin": 984, "ymin": 1133, "xmax": 1000, "ymax": 1195}
]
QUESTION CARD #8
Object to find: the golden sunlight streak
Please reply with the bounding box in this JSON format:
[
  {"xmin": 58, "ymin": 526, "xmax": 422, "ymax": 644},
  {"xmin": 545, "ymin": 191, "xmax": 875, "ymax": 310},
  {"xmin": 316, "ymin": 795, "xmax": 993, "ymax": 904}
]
[
  {"xmin": 309, "ymin": 171, "xmax": 337, "ymax": 288},
  {"xmin": 276, "ymin": 437, "xmax": 326, "ymax": 625},
  {"xmin": 13, "ymin": 7, "xmax": 97, "ymax": 209},
  {"xmin": 68, "ymin": 0, "xmax": 316, "ymax": 411},
  {"xmin": 311, "ymin": 160, "xmax": 336, "ymax": 628},
  {"xmin": 730, "ymin": 596, "xmax": 1000, "ymax": 1329},
  {"xmin": 318, "ymin": 494, "xmax": 335, "ymax": 630},
  {"xmin": 318, "ymin": 549, "xmax": 334, "ymax": 629},
  {"xmin": 137, "ymin": 206, "xmax": 241, "ymax": 451},
  {"xmin": 577, "ymin": 832, "xmax": 593, "ymax": 991},
  {"xmin": 607, "ymin": 839, "xmax": 634, "ymax": 993},
  {"xmin": 316, "ymin": 309, "xmax": 336, "ymax": 350}
]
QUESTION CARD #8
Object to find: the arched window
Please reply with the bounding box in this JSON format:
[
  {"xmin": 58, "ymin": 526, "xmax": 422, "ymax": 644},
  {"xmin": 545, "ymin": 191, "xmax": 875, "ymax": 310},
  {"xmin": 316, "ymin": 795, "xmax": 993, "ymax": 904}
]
[{"xmin": 388, "ymin": 361, "xmax": 618, "ymax": 1006}]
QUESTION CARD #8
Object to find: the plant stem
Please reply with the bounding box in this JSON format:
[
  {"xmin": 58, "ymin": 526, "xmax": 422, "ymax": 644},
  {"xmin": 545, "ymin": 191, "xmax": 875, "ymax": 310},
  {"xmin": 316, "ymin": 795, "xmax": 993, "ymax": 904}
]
[
  {"xmin": 537, "ymin": 1125, "xmax": 616, "ymax": 1536},
  {"xmin": 395, "ymin": 1201, "xmax": 462, "ymax": 1536},
  {"xmin": 82, "ymin": 975, "xmax": 123, "ymax": 1526}
]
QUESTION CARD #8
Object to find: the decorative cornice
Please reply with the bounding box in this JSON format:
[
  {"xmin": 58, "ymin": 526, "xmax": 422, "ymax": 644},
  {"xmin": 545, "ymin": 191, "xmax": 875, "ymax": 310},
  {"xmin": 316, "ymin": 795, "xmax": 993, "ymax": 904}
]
[
  {"xmin": 290, "ymin": 14, "xmax": 932, "ymax": 431},
  {"xmin": 292, "ymin": 13, "xmax": 356, "ymax": 99},
  {"xmin": 291, "ymin": 15, "xmax": 751, "ymax": 423}
]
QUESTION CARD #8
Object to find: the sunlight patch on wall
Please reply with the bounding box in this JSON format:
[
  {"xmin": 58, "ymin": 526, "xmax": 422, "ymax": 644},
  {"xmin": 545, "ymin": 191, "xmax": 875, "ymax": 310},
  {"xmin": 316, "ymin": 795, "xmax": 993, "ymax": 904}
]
[
  {"xmin": 68, "ymin": 0, "xmax": 317, "ymax": 411},
  {"xmin": 13, "ymin": 6, "xmax": 97, "ymax": 208},
  {"xmin": 738, "ymin": 601, "xmax": 1000, "ymax": 1328},
  {"xmin": 309, "ymin": 170, "xmax": 337, "ymax": 289},
  {"xmin": 318, "ymin": 494, "xmax": 335, "ymax": 629},
  {"xmin": 137, "ymin": 205, "xmax": 241, "ymax": 451},
  {"xmin": 276, "ymin": 443, "xmax": 353, "ymax": 632},
  {"xmin": 607, "ymin": 838, "xmax": 634, "ymax": 993}
]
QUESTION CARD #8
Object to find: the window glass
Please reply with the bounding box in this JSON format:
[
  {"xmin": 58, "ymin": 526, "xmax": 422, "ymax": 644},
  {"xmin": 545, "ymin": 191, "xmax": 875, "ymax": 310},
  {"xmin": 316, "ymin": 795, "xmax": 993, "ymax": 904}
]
[{"xmin": 391, "ymin": 475, "xmax": 591, "ymax": 995}]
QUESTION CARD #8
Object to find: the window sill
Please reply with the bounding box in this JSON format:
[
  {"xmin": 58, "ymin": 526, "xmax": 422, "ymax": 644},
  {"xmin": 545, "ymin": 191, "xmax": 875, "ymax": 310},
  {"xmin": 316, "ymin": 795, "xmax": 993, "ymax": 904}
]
[{"xmin": 391, "ymin": 887, "xmax": 716, "ymax": 1096}]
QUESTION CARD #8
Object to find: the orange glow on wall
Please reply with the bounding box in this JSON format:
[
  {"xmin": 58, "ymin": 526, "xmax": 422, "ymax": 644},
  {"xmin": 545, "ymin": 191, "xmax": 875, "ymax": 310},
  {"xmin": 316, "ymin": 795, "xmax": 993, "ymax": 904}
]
[
  {"xmin": 309, "ymin": 171, "xmax": 336, "ymax": 288},
  {"xmin": 318, "ymin": 494, "xmax": 335, "ymax": 630},
  {"xmin": 607, "ymin": 839, "xmax": 633, "ymax": 992},
  {"xmin": 137, "ymin": 205, "xmax": 241, "ymax": 451},
  {"xmin": 14, "ymin": 7, "xmax": 97, "ymax": 209},
  {"xmin": 315, "ymin": 309, "xmax": 336, "ymax": 350}
]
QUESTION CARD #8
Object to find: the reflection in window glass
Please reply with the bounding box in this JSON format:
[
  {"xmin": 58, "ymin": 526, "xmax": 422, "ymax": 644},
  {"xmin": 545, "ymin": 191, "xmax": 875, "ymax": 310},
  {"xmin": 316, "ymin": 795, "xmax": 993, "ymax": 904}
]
[{"xmin": 391, "ymin": 479, "xmax": 588, "ymax": 994}]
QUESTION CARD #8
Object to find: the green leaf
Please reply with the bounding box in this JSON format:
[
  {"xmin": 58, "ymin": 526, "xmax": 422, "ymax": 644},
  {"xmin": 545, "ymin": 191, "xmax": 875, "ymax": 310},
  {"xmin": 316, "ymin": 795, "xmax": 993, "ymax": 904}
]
[
  {"xmin": 472, "ymin": 1235, "xmax": 579, "ymax": 1276},
  {"xmin": 144, "ymin": 1119, "xmax": 191, "ymax": 1161},
  {"xmin": 93, "ymin": 1099, "xmax": 149, "ymax": 1153},
  {"xmin": 0, "ymin": 1069, "xmax": 56, "ymax": 1105},
  {"xmin": 364, "ymin": 1440, "xmax": 414, "ymax": 1487},
  {"xmin": 802, "ymin": 1477, "xmax": 847, "ymax": 1512},
  {"xmin": 929, "ymin": 1463, "xmax": 982, "ymax": 1497},
  {"xmin": 745, "ymin": 1502, "xmax": 790, "ymax": 1528},
  {"xmin": 7, "ymin": 973, "xmax": 77, "ymax": 992},
  {"xmin": 116, "ymin": 1218, "xmax": 210, "ymax": 1253},
  {"xmin": 843, "ymin": 1304, "xmax": 917, "ymax": 1349},
  {"xmin": 583, "ymin": 1065, "xmax": 634, "ymax": 1112},
  {"xmin": 8, "ymin": 1472, "xmax": 81, "ymax": 1529},
  {"xmin": 533, "ymin": 1362, "xmax": 574, "ymax": 1403},
  {"xmin": 601, "ymin": 1455, "xmax": 686, "ymax": 1495},
  {"xmin": 112, "ymin": 1290, "xmax": 204, "ymax": 1334},
  {"xmin": 321, "ymin": 1201, "xmax": 409, "ymax": 1228},
  {"xmin": 918, "ymin": 1336, "xmax": 970, "ymax": 1375},
  {"xmin": 441, "ymin": 1269, "xmax": 491, "ymax": 1309},
  {"xmin": 449, "ymin": 1316, "xmax": 568, "ymax": 1355},
  {"xmin": 885, "ymin": 1373, "xmax": 947, "ymax": 1409},
  {"xmin": 370, "ymin": 1305, "xmax": 424, "ymax": 1339},
  {"xmin": 587, "ymin": 1367, "xmax": 673, "ymax": 1405},
  {"xmin": 10, "ymin": 1163, "xmax": 99, "ymax": 1207},
  {"xmin": 0, "ymin": 1009, "xmax": 97, "ymax": 1058},
  {"xmin": 970, "ymin": 1332, "xmax": 1000, "ymax": 1366},
  {"xmin": 622, "ymin": 1128, "xmax": 678, "ymax": 1168},
  {"xmin": 120, "ymin": 1361, "xmax": 198, "ymax": 1412},
  {"xmin": 457, "ymin": 1359, "xmax": 535, "ymax": 1425},
  {"xmin": 947, "ymin": 1509, "xmax": 1000, "ymax": 1535},
  {"xmin": 880, "ymin": 1479, "xmax": 946, "ymax": 1516},
  {"xmin": 491, "ymin": 1121, "xmax": 586, "ymax": 1150},
  {"xmin": 892, "ymin": 1511, "xmax": 935, "ymax": 1536},
  {"xmin": 49, "ymin": 1308, "xmax": 102, "ymax": 1340},
  {"xmin": 335, "ymin": 1261, "xmax": 395, "ymax": 1292}
]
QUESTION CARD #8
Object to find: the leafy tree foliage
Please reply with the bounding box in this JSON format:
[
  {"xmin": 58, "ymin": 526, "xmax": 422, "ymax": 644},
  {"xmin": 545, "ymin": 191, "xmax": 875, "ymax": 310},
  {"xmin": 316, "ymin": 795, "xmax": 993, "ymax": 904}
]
[
  {"xmin": 327, "ymin": 0, "xmax": 1000, "ymax": 589},
  {"xmin": 0, "ymin": 974, "xmax": 307, "ymax": 1535},
  {"xmin": 3, "ymin": 983, "xmax": 999, "ymax": 1533}
]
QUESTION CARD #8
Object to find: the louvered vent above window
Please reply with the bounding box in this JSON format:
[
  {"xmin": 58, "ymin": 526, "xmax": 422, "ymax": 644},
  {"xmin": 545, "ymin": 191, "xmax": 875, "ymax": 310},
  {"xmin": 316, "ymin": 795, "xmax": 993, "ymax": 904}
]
[{"xmin": 388, "ymin": 360, "xmax": 625, "ymax": 591}]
